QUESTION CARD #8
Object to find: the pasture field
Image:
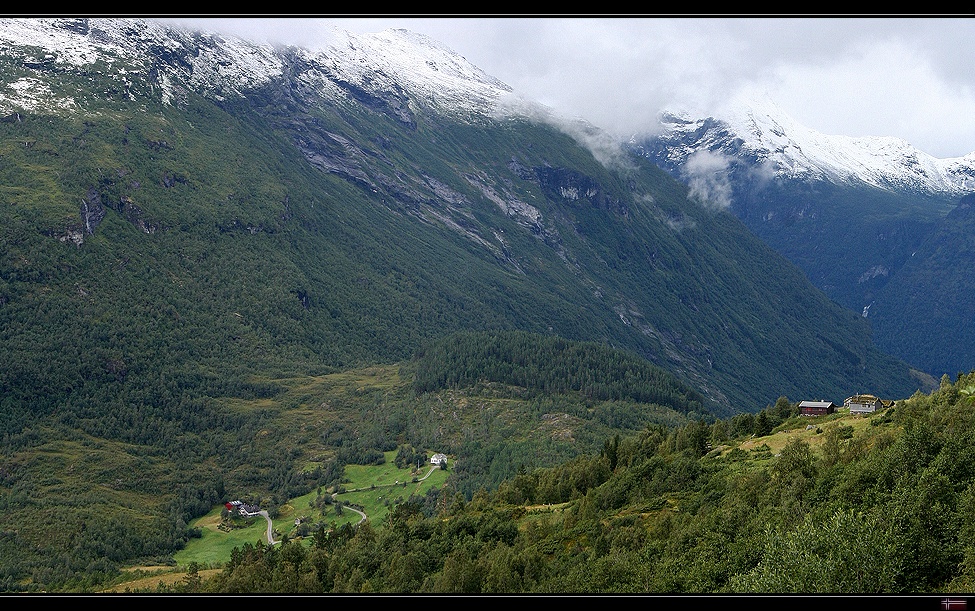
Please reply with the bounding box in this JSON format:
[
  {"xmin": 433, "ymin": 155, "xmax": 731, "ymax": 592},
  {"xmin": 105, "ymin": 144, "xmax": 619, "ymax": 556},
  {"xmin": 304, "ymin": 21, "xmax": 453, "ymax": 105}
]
[{"xmin": 103, "ymin": 450, "xmax": 450, "ymax": 591}]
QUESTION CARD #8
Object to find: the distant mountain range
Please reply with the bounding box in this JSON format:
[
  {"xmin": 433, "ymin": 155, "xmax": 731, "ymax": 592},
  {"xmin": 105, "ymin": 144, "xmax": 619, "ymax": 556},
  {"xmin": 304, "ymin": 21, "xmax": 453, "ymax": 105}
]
[
  {"xmin": 633, "ymin": 96, "xmax": 975, "ymax": 377},
  {"xmin": 644, "ymin": 97, "xmax": 975, "ymax": 195}
]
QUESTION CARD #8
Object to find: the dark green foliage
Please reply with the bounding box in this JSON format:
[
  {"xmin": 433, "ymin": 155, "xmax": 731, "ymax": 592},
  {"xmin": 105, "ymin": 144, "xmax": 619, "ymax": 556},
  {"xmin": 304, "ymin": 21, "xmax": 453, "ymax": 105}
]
[
  {"xmin": 753, "ymin": 412, "xmax": 774, "ymax": 437},
  {"xmin": 394, "ymin": 444, "xmax": 427, "ymax": 470},
  {"xmin": 160, "ymin": 372, "xmax": 975, "ymax": 594},
  {"xmin": 642, "ymin": 141, "xmax": 962, "ymax": 378},
  {"xmin": 773, "ymin": 396, "xmax": 797, "ymax": 419},
  {"xmin": 412, "ymin": 330, "xmax": 706, "ymax": 415},
  {"xmin": 870, "ymin": 193, "xmax": 975, "ymax": 377}
]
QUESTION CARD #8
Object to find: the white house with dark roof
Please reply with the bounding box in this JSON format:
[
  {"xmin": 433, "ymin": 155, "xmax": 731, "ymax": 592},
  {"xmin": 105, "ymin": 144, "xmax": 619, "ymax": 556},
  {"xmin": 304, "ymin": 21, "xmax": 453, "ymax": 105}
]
[{"xmin": 430, "ymin": 453, "xmax": 447, "ymax": 467}]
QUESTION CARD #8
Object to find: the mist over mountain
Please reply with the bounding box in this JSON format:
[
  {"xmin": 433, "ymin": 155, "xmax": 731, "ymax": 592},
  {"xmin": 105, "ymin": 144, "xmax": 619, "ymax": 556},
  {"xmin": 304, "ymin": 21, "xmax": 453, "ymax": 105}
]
[{"xmin": 633, "ymin": 96, "xmax": 975, "ymax": 378}]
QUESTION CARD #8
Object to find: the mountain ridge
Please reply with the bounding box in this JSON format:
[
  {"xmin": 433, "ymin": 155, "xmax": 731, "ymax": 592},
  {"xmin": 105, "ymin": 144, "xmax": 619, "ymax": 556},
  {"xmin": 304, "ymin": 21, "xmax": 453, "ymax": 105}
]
[
  {"xmin": 0, "ymin": 18, "xmax": 536, "ymax": 124},
  {"xmin": 0, "ymin": 16, "xmax": 929, "ymax": 412},
  {"xmin": 648, "ymin": 95, "xmax": 975, "ymax": 198}
]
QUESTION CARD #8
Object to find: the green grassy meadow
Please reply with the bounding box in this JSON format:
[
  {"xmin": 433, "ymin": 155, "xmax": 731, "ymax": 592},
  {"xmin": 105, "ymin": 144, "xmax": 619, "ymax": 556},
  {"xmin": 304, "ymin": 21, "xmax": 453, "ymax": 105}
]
[{"xmin": 173, "ymin": 451, "xmax": 449, "ymax": 568}]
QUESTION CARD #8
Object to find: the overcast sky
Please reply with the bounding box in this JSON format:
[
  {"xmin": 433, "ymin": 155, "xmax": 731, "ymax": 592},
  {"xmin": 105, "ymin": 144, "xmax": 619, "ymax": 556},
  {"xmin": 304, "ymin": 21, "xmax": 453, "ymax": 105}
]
[{"xmin": 158, "ymin": 16, "xmax": 975, "ymax": 159}]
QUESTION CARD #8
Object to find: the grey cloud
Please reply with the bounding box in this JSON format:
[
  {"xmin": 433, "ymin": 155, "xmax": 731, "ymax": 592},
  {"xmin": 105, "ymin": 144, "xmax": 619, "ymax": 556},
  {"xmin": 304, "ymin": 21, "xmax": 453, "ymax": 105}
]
[
  {"xmin": 681, "ymin": 150, "xmax": 734, "ymax": 210},
  {"xmin": 160, "ymin": 17, "xmax": 975, "ymax": 159}
]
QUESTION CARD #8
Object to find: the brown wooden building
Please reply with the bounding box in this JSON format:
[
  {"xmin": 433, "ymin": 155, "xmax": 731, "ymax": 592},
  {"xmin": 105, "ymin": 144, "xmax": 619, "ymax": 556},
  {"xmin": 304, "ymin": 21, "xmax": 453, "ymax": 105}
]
[{"xmin": 798, "ymin": 400, "xmax": 837, "ymax": 416}]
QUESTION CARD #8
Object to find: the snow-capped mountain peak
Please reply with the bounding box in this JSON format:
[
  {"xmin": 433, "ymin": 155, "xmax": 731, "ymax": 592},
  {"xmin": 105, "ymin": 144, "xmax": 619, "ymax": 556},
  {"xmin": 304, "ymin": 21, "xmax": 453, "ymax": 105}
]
[
  {"xmin": 652, "ymin": 94, "xmax": 975, "ymax": 197},
  {"xmin": 0, "ymin": 17, "xmax": 529, "ymax": 122},
  {"xmin": 0, "ymin": 18, "xmax": 286, "ymax": 108},
  {"xmin": 304, "ymin": 26, "xmax": 515, "ymax": 114}
]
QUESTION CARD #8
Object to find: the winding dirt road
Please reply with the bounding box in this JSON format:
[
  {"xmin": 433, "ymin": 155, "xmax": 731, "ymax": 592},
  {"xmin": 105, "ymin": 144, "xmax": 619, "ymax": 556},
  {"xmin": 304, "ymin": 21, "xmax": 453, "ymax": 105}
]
[
  {"xmin": 259, "ymin": 510, "xmax": 277, "ymax": 545},
  {"xmin": 261, "ymin": 464, "xmax": 441, "ymax": 545}
]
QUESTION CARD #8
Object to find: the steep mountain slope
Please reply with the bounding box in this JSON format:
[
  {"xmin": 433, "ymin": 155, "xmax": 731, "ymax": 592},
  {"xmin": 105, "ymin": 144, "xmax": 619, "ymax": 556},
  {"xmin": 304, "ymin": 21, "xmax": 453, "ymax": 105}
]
[
  {"xmin": 0, "ymin": 18, "xmax": 934, "ymax": 590},
  {"xmin": 0, "ymin": 18, "xmax": 925, "ymax": 417},
  {"xmin": 868, "ymin": 193, "xmax": 975, "ymax": 377},
  {"xmin": 634, "ymin": 98, "xmax": 975, "ymax": 377}
]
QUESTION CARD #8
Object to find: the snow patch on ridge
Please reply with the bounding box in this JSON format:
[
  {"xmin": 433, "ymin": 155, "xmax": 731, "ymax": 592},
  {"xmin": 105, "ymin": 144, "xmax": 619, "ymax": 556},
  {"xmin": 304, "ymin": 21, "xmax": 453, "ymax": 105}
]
[
  {"xmin": 0, "ymin": 17, "xmax": 285, "ymax": 107},
  {"xmin": 0, "ymin": 17, "xmax": 129, "ymax": 66},
  {"xmin": 659, "ymin": 93, "xmax": 975, "ymax": 197},
  {"xmin": 0, "ymin": 17, "xmax": 534, "ymax": 123},
  {"xmin": 0, "ymin": 77, "xmax": 77, "ymax": 113},
  {"xmin": 302, "ymin": 26, "xmax": 515, "ymax": 117}
]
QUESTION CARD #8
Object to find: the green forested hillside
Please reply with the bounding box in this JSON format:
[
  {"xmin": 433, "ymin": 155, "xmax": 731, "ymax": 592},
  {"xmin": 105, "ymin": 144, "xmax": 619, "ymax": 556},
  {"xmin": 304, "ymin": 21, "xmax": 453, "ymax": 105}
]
[
  {"xmin": 634, "ymin": 113, "xmax": 970, "ymax": 380},
  {"xmin": 870, "ymin": 193, "xmax": 975, "ymax": 377},
  {"xmin": 0, "ymin": 20, "xmax": 938, "ymax": 593},
  {"xmin": 412, "ymin": 330, "xmax": 706, "ymax": 413},
  {"xmin": 729, "ymin": 179, "xmax": 966, "ymax": 379},
  {"xmin": 0, "ymin": 331, "xmax": 700, "ymax": 592},
  {"xmin": 718, "ymin": 179, "xmax": 953, "ymax": 313},
  {"xmin": 131, "ymin": 372, "xmax": 975, "ymax": 594}
]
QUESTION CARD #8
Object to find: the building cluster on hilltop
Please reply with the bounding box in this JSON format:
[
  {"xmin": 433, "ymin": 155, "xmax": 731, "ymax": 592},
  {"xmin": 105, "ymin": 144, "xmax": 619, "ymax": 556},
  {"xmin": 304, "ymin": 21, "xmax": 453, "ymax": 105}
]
[
  {"xmin": 797, "ymin": 393, "xmax": 894, "ymax": 417},
  {"xmin": 224, "ymin": 500, "xmax": 261, "ymax": 517}
]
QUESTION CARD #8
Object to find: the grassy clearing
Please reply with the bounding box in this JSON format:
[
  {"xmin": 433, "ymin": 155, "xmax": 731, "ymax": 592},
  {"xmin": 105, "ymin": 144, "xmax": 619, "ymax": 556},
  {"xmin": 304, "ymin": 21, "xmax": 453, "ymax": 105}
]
[
  {"xmin": 723, "ymin": 407, "xmax": 893, "ymax": 460},
  {"xmin": 173, "ymin": 508, "xmax": 271, "ymax": 567},
  {"xmin": 338, "ymin": 450, "xmax": 449, "ymax": 526},
  {"xmin": 100, "ymin": 568, "xmax": 222, "ymax": 593},
  {"xmin": 129, "ymin": 449, "xmax": 451, "ymax": 592},
  {"xmin": 679, "ymin": 408, "xmax": 897, "ymax": 512},
  {"xmin": 110, "ymin": 457, "xmax": 444, "ymax": 591}
]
